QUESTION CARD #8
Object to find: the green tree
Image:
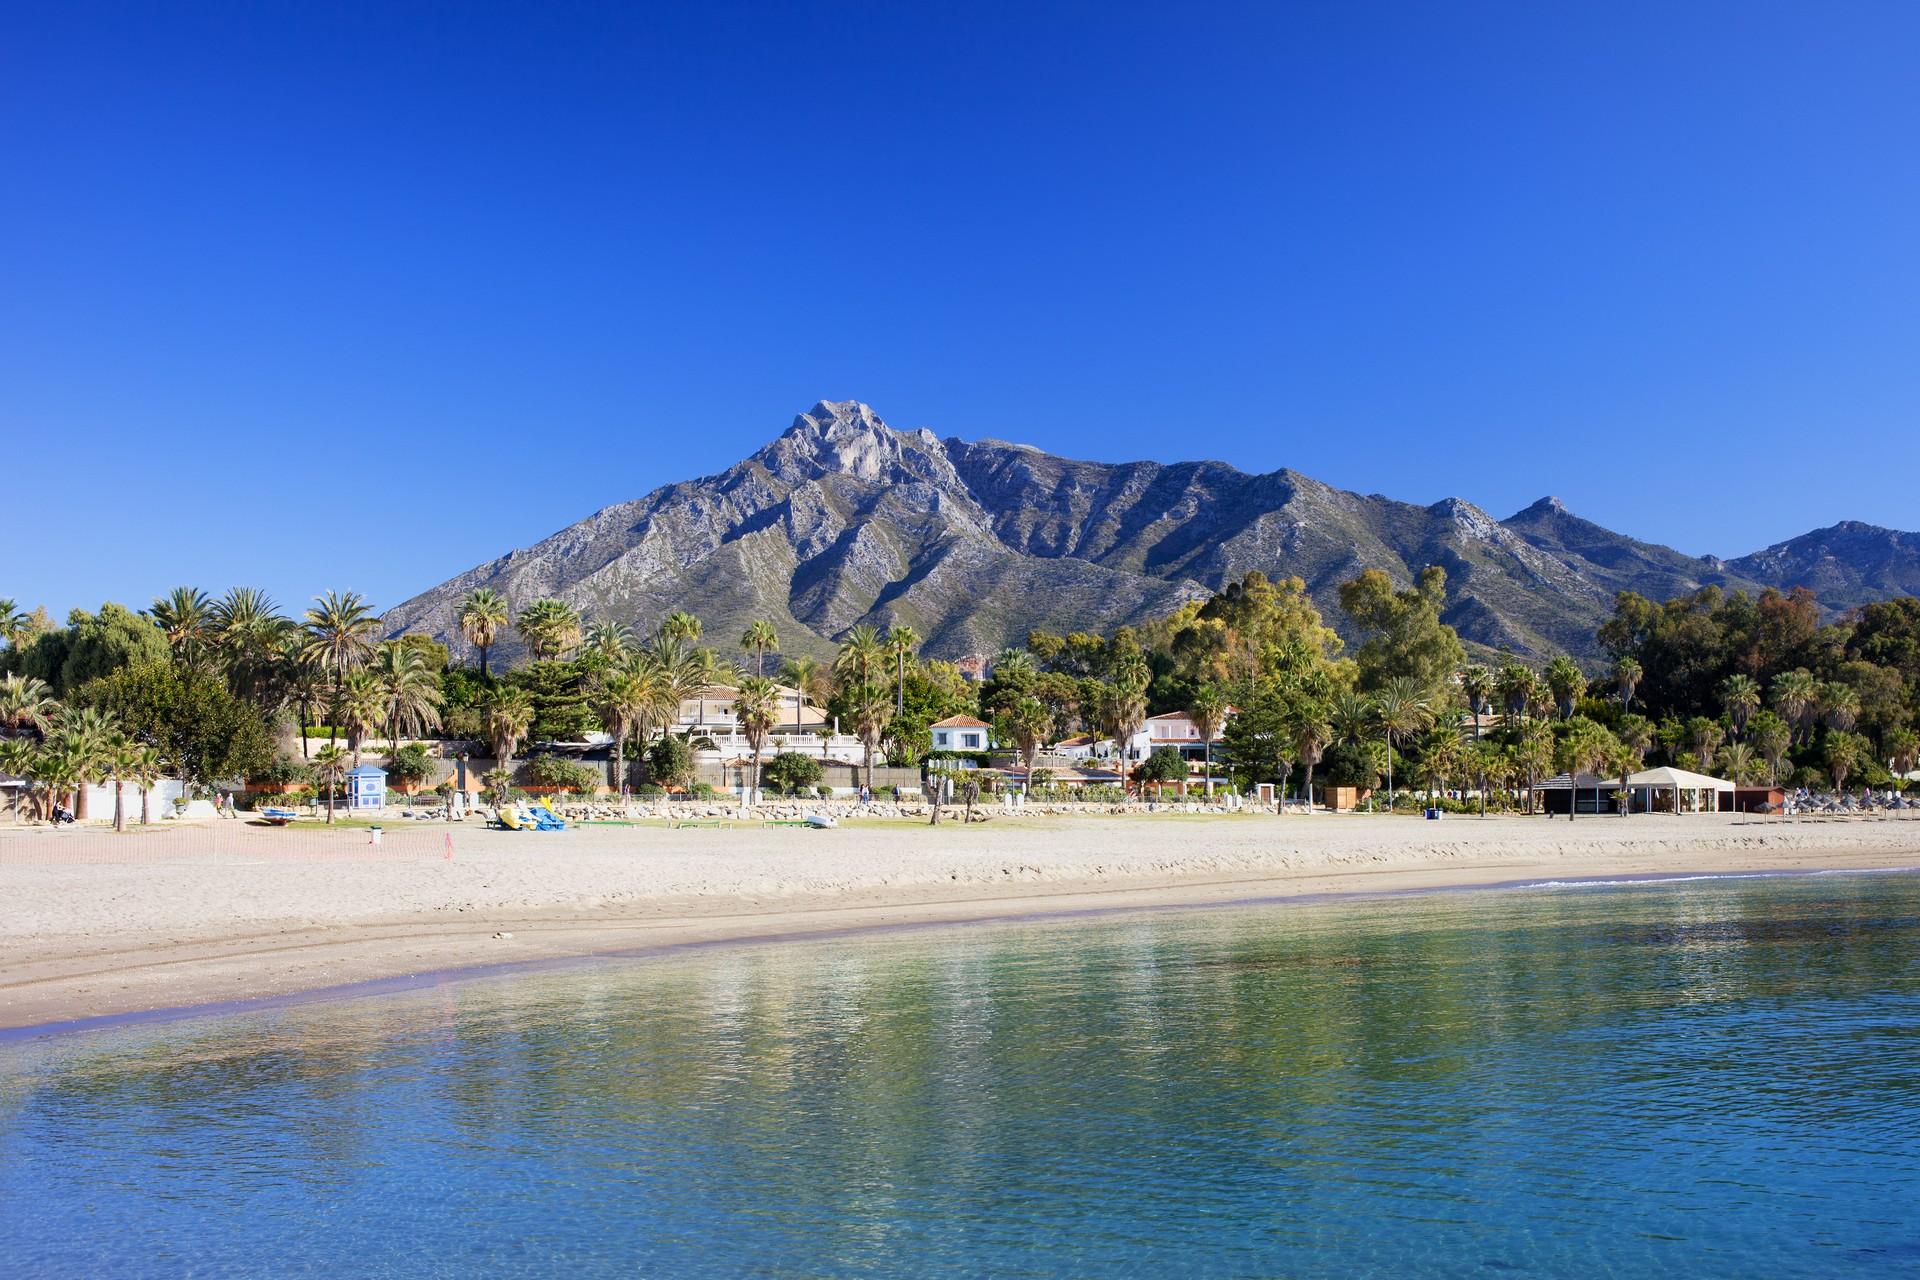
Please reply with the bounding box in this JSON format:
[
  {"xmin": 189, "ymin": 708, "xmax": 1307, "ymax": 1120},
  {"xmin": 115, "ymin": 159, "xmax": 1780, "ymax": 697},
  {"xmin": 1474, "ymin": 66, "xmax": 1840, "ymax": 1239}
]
[
  {"xmin": 1337, "ymin": 565, "xmax": 1466, "ymax": 695},
  {"xmin": 762, "ymin": 751, "xmax": 822, "ymax": 796},
  {"xmin": 1136, "ymin": 746, "xmax": 1190, "ymax": 796},
  {"xmin": 517, "ymin": 599, "xmax": 583, "ymax": 662},
  {"xmin": 1373, "ymin": 676, "xmax": 1432, "ymax": 809},
  {"xmin": 75, "ymin": 661, "xmax": 275, "ymax": 790},
  {"xmin": 1827, "ymin": 730, "xmax": 1868, "ymax": 792},
  {"xmin": 1544, "ymin": 656, "xmax": 1587, "ymax": 720},
  {"xmin": 884, "ymin": 624, "xmax": 922, "ymax": 718},
  {"xmin": 741, "ymin": 620, "xmax": 780, "ymax": 677},
  {"xmin": 1721, "ymin": 673, "xmax": 1762, "ymax": 738},
  {"xmin": 995, "ymin": 696, "xmax": 1052, "ymax": 774},
  {"xmin": 1189, "ymin": 683, "xmax": 1229, "ymax": 796},
  {"xmin": 147, "ymin": 587, "xmax": 214, "ymax": 669},
  {"xmin": 302, "ymin": 591, "xmax": 378, "ymax": 748},
  {"xmin": 458, "ymin": 587, "xmax": 511, "ymax": 676},
  {"xmin": 482, "ymin": 687, "xmax": 536, "ymax": 767},
  {"xmin": 731, "ymin": 675, "xmax": 781, "ymax": 805},
  {"xmin": 312, "ymin": 744, "xmax": 349, "ymax": 824}
]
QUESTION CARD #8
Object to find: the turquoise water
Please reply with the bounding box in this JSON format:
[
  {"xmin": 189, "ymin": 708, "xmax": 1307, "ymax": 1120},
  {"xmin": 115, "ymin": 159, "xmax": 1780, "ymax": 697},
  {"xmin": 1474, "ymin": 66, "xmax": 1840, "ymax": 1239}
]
[{"xmin": 5, "ymin": 872, "xmax": 1920, "ymax": 1277}]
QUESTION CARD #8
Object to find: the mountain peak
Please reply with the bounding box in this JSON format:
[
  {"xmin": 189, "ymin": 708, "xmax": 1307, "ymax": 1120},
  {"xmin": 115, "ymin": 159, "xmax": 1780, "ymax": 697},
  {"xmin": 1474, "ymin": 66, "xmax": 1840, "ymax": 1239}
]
[
  {"xmin": 1514, "ymin": 495, "xmax": 1569, "ymax": 518},
  {"xmin": 758, "ymin": 399, "xmax": 950, "ymax": 484}
]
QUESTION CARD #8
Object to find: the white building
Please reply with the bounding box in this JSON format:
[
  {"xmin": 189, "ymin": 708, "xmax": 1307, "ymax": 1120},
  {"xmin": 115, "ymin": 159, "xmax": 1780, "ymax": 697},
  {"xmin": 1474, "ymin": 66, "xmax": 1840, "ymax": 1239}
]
[{"xmin": 931, "ymin": 715, "xmax": 992, "ymax": 753}]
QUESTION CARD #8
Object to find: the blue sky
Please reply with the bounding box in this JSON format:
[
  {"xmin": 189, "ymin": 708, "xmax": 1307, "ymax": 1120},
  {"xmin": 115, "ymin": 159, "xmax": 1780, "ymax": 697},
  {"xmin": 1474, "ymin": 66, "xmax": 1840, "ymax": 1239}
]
[{"xmin": 6, "ymin": 1, "xmax": 1917, "ymax": 621}]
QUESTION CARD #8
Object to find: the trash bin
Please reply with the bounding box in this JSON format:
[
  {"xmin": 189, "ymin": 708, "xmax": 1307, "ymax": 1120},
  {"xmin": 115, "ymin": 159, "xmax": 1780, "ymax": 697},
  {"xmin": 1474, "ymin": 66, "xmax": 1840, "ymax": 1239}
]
[{"xmin": 1424, "ymin": 807, "xmax": 1440, "ymax": 820}]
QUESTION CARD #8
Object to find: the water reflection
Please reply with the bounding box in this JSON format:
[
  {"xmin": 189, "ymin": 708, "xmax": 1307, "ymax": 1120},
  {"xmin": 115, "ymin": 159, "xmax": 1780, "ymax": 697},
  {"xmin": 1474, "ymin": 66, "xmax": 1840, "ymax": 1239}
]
[{"xmin": 5, "ymin": 875, "xmax": 1920, "ymax": 1278}]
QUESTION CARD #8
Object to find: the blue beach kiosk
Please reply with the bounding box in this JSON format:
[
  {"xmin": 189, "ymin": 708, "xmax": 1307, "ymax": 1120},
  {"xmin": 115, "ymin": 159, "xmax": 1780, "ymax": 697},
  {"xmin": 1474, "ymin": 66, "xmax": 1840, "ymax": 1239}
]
[{"xmin": 346, "ymin": 764, "xmax": 388, "ymax": 812}]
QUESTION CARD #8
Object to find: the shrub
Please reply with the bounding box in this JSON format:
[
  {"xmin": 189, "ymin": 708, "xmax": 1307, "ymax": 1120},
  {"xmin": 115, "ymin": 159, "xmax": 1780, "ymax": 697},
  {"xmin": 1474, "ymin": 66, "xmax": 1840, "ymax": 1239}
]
[
  {"xmin": 251, "ymin": 757, "xmax": 312, "ymax": 787},
  {"xmin": 646, "ymin": 735, "xmax": 695, "ymax": 789},
  {"xmin": 815, "ymin": 784, "xmax": 834, "ymax": 798},
  {"xmin": 526, "ymin": 753, "xmax": 601, "ymax": 793},
  {"xmin": 762, "ymin": 751, "xmax": 823, "ymax": 796},
  {"xmin": 385, "ymin": 742, "xmax": 436, "ymax": 790},
  {"xmin": 691, "ymin": 782, "xmax": 717, "ymax": 800},
  {"xmin": 635, "ymin": 783, "xmax": 665, "ymax": 800}
]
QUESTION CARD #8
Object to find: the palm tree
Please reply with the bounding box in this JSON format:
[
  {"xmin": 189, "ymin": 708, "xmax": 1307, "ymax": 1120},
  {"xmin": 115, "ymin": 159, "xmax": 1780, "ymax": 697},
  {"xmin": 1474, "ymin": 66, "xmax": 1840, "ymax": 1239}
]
[
  {"xmin": 1460, "ymin": 665, "xmax": 1492, "ymax": 740},
  {"xmin": 1751, "ymin": 712, "xmax": 1791, "ymax": 787},
  {"xmin": 302, "ymin": 591, "xmax": 378, "ymax": 747},
  {"xmin": 583, "ymin": 619, "xmax": 634, "ymax": 666},
  {"xmin": 0, "ymin": 598, "xmax": 27, "ymax": 651},
  {"xmin": 731, "ymin": 676, "xmax": 781, "ymax": 805},
  {"xmin": 999, "ymin": 696, "xmax": 1052, "ymax": 775},
  {"xmin": 1827, "ymin": 732, "xmax": 1863, "ymax": 792},
  {"xmin": 779, "ymin": 655, "xmax": 830, "ymax": 734},
  {"xmin": 847, "ymin": 680, "xmax": 892, "ymax": 795},
  {"xmin": 741, "ymin": 620, "xmax": 780, "ymax": 677},
  {"xmin": 1721, "ymin": 674, "xmax": 1761, "ymax": 738},
  {"xmin": 211, "ymin": 587, "xmax": 290, "ymax": 704},
  {"xmin": 659, "ymin": 611, "xmax": 703, "ymax": 643},
  {"xmin": 884, "ymin": 625, "xmax": 922, "ymax": 718},
  {"xmin": 127, "ymin": 742, "xmax": 165, "ymax": 825},
  {"xmin": 1516, "ymin": 720, "xmax": 1553, "ymax": 814},
  {"xmin": 1717, "ymin": 742, "xmax": 1758, "ymax": 787},
  {"xmin": 371, "ymin": 642, "xmax": 444, "ymax": 753},
  {"xmin": 594, "ymin": 668, "xmax": 652, "ymax": 798},
  {"xmin": 1373, "ymin": 677, "xmax": 1432, "ymax": 810},
  {"xmin": 458, "ymin": 587, "xmax": 510, "ymax": 676},
  {"xmin": 52, "ymin": 706, "xmax": 119, "ymax": 821},
  {"xmin": 1687, "ymin": 716, "xmax": 1724, "ymax": 768},
  {"xmin": 1293, "ymin": 710, "xmax": 1332, "ymax": 813},
  {"xmin": 1100, "ymin": 658, "xmax": 1150, "ymax": 795},
  {"xmin": 1820, "ymin": 682, "xmax": 1859, "ymax": 733},
  {"xmin": 517, "ymin": 599, "xmax": 583, "ymax": 662},
  {"xmin": 1419, "ymin": 724, "xmax": 1464, "ymax": 803},
  {"xmin": 148, "ymin": 586, "xmax": 213, "ymax": 669},
  {"xmin": 1544, "ymin": 656, "xmax": 1586, "ymax": 720},
  {"xmin": 312, "ymin": 744, "xmax": 349, "ymax": 824},
  {"xmin": 1330, "ymin": 689, "xmax": 1375, "ymax": 746},
  {"xmin": 1552, "ymin": 719, "xmax": 1611, "ymax": 822},
  {"xmin": 0, "ymin": 737, "xmax": 37, "ymax": 820},
  {"xmin": 1887, "ymin": 727, "xmax": 1919, "ymax": 785},
  {"xmin": 1612, "ymin": 657, "xmax": 1644, "ymax": 714},
  {"xmin": 482, "ymin": 687, "xmax": 536, "ymax": 769},
  {"xmin": 283, "ymin": 639, "xmax": 325, "ymax": 759},
  {"xmin": 1190, "ymin": 683, "xmax": 1228, "ymax": 796},
  {"xmin": 339, "ymin": 671, "xmax": 385, "ymax": 766},
  {"xmin": 0, "ymin": 673, "xmax": 57, "ymax": 736},
  {"xmin": 105, "ymin": 730, "xmax": 135, "ymax": 832},
  {"xmin": 1494, "ymin": 664, "xmax": 1536, "ymax": 724},
  {"xmin": 835, "ymin": 625, "xmax": 887, "ymax": 692},
  {"xmin": 685, "ymin": 647, "xmax": 729, "ymax": 728},
  {"xmin": 1772, "ymin": 669, "xmax": 1819, "ymax": 745}
]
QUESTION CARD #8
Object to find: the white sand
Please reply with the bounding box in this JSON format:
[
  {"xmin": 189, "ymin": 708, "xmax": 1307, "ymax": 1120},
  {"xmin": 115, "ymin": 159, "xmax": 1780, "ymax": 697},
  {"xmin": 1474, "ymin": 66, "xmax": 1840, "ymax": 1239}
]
[{"xmin": 3, "ymin": 812, "xmax": 1918, "ymax": 1031}]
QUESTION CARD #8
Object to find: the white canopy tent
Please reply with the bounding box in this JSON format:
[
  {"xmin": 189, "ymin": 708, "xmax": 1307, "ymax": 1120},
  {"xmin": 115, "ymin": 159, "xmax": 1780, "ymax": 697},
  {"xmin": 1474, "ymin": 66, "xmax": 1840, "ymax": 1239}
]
[{"xmin": 1624, "ymin": 766, "xmax": 1735, "ymax": 814}]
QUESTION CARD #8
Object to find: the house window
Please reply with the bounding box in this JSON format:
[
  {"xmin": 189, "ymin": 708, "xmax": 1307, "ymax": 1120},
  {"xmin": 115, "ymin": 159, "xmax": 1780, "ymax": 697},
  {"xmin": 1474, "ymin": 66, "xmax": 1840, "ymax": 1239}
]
[{"xmin": 963, "ymin": 733, "xmax": 981, "ymax": 750}]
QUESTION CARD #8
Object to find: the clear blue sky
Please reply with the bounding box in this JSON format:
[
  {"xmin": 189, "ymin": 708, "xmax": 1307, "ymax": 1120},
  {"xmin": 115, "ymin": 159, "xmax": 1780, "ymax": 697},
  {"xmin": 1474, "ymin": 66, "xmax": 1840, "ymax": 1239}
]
[{"xmin": 7, "ymin": 1, "xmax": 1917, "ymax": 621}]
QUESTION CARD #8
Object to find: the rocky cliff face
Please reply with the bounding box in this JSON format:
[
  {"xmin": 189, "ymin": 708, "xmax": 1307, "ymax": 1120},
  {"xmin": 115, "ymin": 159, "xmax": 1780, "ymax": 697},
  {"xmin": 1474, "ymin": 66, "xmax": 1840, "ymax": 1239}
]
[{"xmin": 381, "ymin": 400, "xmax": 1917, "ymax": 663}]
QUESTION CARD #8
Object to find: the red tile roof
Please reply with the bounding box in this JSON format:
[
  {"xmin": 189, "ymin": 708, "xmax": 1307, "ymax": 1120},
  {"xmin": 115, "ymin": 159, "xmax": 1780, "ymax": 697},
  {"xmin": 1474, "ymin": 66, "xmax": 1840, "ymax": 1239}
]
[{"xmin": 932, "ymin": 715, "xmax": 991, "ymax": 729}]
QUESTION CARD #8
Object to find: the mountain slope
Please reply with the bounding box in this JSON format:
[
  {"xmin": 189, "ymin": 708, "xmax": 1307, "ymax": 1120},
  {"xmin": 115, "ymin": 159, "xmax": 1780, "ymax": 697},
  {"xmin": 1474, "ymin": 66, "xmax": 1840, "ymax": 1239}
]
[
  {"xmin": 381, "ymin": 400, "xmax": 1915, "ymax": 664},
  {"xmin": 1728, "ymin": 522, "xmax": 1920, "ymax": 611}
]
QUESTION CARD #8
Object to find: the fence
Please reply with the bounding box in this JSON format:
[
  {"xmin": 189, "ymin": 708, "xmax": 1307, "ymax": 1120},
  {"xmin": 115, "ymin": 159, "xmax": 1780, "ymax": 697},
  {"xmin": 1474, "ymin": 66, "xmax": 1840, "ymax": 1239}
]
[{"xmin": 0, "ymin": 820, "xmax": 463, "ymax": 866}]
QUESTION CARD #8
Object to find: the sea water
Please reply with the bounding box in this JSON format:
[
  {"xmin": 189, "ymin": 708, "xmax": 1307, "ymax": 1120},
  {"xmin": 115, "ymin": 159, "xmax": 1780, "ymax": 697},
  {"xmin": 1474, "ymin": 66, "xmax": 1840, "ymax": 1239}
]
[{"xmin": 4, "ymin": 872, "xmax": 1920, "ymax": 1278}]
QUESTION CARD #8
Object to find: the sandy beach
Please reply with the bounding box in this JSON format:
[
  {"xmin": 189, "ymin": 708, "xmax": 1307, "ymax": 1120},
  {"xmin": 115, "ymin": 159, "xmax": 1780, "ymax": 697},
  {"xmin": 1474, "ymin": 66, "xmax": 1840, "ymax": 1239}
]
[{"xmin": 4, "ymin": 811, "xmax": 1919, "ymax": 1033}]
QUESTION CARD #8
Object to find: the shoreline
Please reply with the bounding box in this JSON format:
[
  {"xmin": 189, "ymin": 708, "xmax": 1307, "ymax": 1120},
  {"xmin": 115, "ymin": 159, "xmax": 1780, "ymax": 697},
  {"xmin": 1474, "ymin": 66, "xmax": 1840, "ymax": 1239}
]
[
  {"xmin": 9, "ymin": 857, "xmax": 1920, "ymax": 1047},
  {"xmin": 5, "ymin": 814, "xmax": 1920, "ymax": 1038}
]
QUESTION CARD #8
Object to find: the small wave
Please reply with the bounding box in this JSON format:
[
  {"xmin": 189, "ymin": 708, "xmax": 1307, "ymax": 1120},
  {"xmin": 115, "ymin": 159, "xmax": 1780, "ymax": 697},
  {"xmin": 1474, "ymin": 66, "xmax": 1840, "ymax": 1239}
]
[{"xmin": 1516, "ymin": 866, "xmax": 1919, "ymax": 891}]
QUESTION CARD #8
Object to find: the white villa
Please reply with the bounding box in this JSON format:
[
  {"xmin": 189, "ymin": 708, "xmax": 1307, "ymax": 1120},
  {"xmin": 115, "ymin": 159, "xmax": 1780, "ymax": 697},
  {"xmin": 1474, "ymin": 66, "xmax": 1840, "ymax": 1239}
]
[
  {"xmin": 1047, "ymin": 707, "xmax": 1236, "ymax": 775},
  {"xmin": 931, "ymin": 715, "xmax": 993, "ymax": 753}
]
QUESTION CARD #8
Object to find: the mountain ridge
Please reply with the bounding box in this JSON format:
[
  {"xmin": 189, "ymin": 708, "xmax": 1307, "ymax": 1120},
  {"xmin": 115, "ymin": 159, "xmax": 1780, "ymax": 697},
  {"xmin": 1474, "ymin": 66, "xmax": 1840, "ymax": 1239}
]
[{"xmin": 381, "ymin": 400, "xmax": 1920, "ymax": 663}]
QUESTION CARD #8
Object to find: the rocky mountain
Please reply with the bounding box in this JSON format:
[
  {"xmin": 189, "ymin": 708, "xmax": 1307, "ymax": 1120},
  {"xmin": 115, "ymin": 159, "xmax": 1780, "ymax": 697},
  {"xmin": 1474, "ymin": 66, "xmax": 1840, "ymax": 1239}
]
[
  {"xmin": 1728, "ymin": 522, "xmax": 1920, "ymax": 611},
  {"xmin": 382, "ymin": 400, "xmax": 1918, "ymax": 663}
]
